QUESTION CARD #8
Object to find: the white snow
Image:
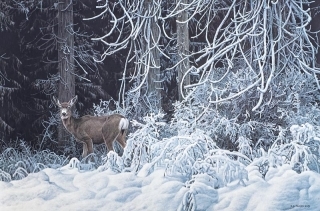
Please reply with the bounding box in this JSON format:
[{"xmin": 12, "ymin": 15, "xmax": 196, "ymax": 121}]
[{"xmin": 0, "ymin": 163, "xmax": 319, "ymax": 211}]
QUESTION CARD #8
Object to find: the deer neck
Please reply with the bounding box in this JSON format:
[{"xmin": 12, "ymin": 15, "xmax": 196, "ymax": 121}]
[{"xmin": 61, "ymin": 116, "xmax": 76, "ymax": 134}]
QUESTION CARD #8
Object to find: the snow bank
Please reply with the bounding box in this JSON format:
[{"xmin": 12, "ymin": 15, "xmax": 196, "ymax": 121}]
[
  {"xmin": 0, "ymin": 167, "xmax": 186, "ymax": 211},
  {"xmin": 0, "ymin": 164, "xmax": 319, "ymax": 211},
  {"xmin": 211, "ymin": 164, "xmax": 320, "ymax": 211}
]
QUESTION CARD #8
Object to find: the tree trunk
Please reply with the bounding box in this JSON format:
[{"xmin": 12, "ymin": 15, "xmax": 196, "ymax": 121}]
[
  {"xmin": 144, "ymin": 0, "xmax": 161, "ymax": 110},
  {"xmin": 310, "ymin": 1, "xmax": 320, "ymax": 66},
  {"xmin": 57, "ymin": 0, "xmax": 75, "ymax": 146},
  {"xmin": 147, "ymin": 19, "xmax": 161, "ymax": 109},
  {"xmin": 176, "ymin": 0, "xmax": 190, "ymax": 101}
]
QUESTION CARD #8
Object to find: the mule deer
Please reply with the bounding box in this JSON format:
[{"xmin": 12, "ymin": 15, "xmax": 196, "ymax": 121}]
[{"xmin": 53, "ymin": 95, "xmax": 129, "ymax": 158}]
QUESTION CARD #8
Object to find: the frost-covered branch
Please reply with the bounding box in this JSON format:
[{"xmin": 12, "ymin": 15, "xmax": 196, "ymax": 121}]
[
  {"xmin": 88, "ymin": 0, "xmax": 165, "ymax": 108},
  {"xmin": 178, "ymin": 0, "xmax": 319, "ymax": 111}
]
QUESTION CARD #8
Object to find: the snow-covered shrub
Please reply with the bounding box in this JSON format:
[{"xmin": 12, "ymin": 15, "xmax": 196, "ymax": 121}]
[
  {"xmin": 67, "ymin": 157, "xmax": 81, "ymax": 169},
  {"xmin": 12, "ymin": 167, "xmax": 28, "ymax": 180},
  {"xmin": 98, "ymin": 151, "xmax": 124, "ymax": 173},
  {"xmin": 94, "ymin": 112, "xmax": 167, "ymax": 174},
  {"xmin": 177, "ymin": 147, "xmax": 249, "ymax": 211},
  {"xmin": 203, "ymin": 149, "xmax": 250, "ymax": 186},
  {"xmin": 127, "ymin": 121, "xmax": 250, "ymax": 187},
  {"xmin": 163, "ymin": 63, "xmax": 320, "ymax": 184},
  {"xmin": 288, "ymin": 124, "xmax": 320, "ymax": 173},
  {"xmin": 172, "ymin": 63, "xmax": 320, "ymax": 160},
  {"xmin": 163, "ymin": 131, "xmax": 217, "ymax": 178},
  {"xmin": 171, "ymin": 71, "xmax": 278, "ymax": 152},
  {"xmin": 63, "ymin": 157, "xmax": 96, "ymax": 171},
  {"xmin": 236, "ymin": 136, "xmax": 254, "ymax": 160},
  {"xmin": 63, "ymin": 148, "xmax": 113, "ymax": 171},
  {"xmin": 178, "ymin": 174, "xmax": 218, "ymax": 211},
  {"xmin": 252, "ymin": 123, "xmax": 320, "ymax": 178},
  {"xmin": 94, "ymin": 109, "xmax": 248, "ymax": 188},
  {"xmin": 169, "ymin": 141, "xmax": 250, "ymax": 187},
  {"xmin": 122, "ymin": 112, "xmax": 167, "ymax": 173},
  {"xmin": 0, "ymin": 140, "xmax": 68, "ymax": 181},
  {"xmin": 131, "ymin": 129, "xmax": 215, "ymax": 181},
  {"xmin": 0, "ymin": 169, "xmax": 11, "ymax": 182}
]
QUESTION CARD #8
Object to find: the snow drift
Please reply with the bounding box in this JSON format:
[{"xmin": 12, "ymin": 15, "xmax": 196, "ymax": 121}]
[{"xmin": 0, "ymin": 163, "xmax": 319, "ymax": 211}]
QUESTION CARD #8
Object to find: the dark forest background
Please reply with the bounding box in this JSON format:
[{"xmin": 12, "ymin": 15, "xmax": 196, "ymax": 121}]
[
  {"xmin": 1, "ymin": 1, "xmax": 135, "ymax": 150},
  {"xmin": 1, "ymin": 0, "xmax": 320, "ymax": 156}
]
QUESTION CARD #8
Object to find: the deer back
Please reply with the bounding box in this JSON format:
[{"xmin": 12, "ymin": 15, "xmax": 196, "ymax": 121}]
[
  {"xmin": 71, "ymin": 115, "xmax": 108, "ymax": 143},
  {"xmin": 73, "ymin": 114, "xmax": 125, "ymax": 144}
]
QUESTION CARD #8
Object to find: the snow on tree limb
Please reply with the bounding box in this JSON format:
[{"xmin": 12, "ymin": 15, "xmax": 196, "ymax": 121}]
[
  {"xmin": 177, "ymin": 0, "xmax": 320, "ymax": 111},
  {"xmin": 89, "ymin": 0, "xmax": 319, "ymax": 111}
]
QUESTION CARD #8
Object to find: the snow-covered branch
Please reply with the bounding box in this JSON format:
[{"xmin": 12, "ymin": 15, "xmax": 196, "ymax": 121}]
[{"xmin": 180, "ymin": 0, "xmax": 319, "ymax": 111}]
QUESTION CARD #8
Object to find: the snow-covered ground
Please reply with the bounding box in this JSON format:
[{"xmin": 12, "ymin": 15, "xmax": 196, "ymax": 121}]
[{"xmin": 1, "ymin": 163, "xmax": 319, "ymax": 211}]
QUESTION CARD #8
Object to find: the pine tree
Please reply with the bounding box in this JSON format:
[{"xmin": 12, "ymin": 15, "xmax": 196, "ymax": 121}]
[{"xmin": 56, "ymin": 0, "xmax": 76, "ymax": 146}]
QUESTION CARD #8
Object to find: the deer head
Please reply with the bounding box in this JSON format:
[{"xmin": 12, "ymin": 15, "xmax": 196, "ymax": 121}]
[{"xmin": 53, "ymin": 95, "xmax": 78, "ymax": 120}]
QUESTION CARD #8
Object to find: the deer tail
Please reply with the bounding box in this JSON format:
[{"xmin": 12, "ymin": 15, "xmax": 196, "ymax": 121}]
[{"xmin": 119, "ymin": 118, "xmax": 129, "ymax": 134}]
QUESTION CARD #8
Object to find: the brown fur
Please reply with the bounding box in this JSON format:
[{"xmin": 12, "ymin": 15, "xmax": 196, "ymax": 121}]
[{"xmin": 53, "ymin": 96, "xmax": 128, "ymax": 157}]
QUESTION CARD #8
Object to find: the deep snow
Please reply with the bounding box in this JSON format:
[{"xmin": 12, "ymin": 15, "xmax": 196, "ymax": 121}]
[{"xmin": 0, "ymin": 163, "xmax": 319, "ymax": 211}]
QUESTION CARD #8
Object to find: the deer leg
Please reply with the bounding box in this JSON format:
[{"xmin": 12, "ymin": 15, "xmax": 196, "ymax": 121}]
[
  {"xmin": 103, "ymin": 131, "xmax": 118, "ymax": 152},
  {"xmin": 82, "ymin": 142, "xmax": 88, "ymax": 158},
  {"xmin": 116, "ymin": 130, "xmax": 127, "ymax": 149},
  {"xmin": 106, "ymin": 141, "xmax": 113, "ymax": 153},
  {"xmin": 86, "ymin": 140, "xmax": 94, "ymax": 155},
  {"xmin": 81, "ymin": 137, "xmax": 93, "ymax": 158}
]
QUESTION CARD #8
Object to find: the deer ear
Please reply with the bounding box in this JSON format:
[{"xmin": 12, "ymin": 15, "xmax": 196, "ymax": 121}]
[
  {"xmin": 52, "ymin": 96, "xmax": 61, "ymax": 107},
  {"xmin": 69, "ymin": 95, "xmax": 78, "ymax": 106}
]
